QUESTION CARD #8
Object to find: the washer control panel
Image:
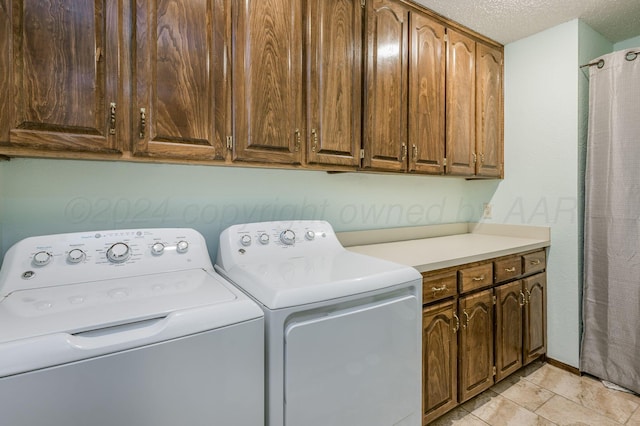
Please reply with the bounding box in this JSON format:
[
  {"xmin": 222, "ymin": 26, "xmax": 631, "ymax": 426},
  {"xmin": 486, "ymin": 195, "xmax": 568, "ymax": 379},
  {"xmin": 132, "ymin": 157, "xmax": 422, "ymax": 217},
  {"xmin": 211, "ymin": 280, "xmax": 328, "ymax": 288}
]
[{"xmin": 0, "ymin": 228, "xmax": 212, "ymax": 298}]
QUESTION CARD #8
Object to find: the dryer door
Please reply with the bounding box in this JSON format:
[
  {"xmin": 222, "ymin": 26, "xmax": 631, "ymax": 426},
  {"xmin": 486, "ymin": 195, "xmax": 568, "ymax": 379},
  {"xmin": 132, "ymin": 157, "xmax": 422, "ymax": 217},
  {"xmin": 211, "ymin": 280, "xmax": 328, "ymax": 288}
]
[{"xmin": 284, "ymin": 294, "xmax": 420, "ymax": 426}]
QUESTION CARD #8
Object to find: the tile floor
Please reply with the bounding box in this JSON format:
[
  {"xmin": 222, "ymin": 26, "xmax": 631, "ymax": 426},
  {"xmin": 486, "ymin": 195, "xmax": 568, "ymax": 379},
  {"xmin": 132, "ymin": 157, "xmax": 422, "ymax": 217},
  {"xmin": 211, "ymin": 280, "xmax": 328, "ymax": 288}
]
[{"xmin": 430, "ymin": 362, "xmax": 640, "ymax": 426}]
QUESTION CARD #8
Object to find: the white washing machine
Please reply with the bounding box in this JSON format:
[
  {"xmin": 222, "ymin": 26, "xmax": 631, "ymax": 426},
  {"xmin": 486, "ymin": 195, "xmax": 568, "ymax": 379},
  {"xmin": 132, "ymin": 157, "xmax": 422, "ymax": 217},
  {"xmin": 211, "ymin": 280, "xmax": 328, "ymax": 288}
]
[
  {"xmin": 0, "ymin": 228, "xmax": 264, "ymax": 426},
  {"xmin": 216, "ymin": 220, "xmax": 422, "ymax": 426}
]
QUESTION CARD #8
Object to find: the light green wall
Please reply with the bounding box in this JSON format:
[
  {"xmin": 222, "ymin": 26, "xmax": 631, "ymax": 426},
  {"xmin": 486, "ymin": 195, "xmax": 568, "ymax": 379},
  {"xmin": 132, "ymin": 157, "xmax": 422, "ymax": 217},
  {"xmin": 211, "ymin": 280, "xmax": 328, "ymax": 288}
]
[
  {"xmin": 614, "ymin": 34, "xmax": 640, "ymax": 50},
  {"xmin": 0, "ymin": 158, "xmax": 497, "ymax": 264}
]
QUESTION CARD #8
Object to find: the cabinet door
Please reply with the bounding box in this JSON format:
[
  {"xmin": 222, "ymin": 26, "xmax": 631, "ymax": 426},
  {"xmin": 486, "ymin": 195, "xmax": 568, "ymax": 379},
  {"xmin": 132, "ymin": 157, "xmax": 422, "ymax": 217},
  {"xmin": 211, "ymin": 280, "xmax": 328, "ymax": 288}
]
[
  {"xmin": 476, "ymin": 43, "xmax": 503, "ymax": 177},
  {"xmin": 408, "ymin": 11, "xmax": 445, "ymax": 174},
  {"xmin": 445, "ymin": 29, "xmax": 475, "ymax": 176},
  {"xmin": 362, "ymin": 0, "xmax": 408, "ymax": 171},
  {"xmin": 495, "ymin": 281, "xmax": 523, "ymax": 382},
  {"xmin": 523, "ymin": 273, "xmax": 546, "ymax": 364},
  {"xmin": 1, "ymin": 0, "xmax": 122, "ymax": 153},
  {"xmin": 423, "ymin": 300, "xmax": 458, "ymax": 424},
  {"xmin": 134, "ymin": 0, "xmax": 227, "ymax": 160},
  {"xmin": 458, "ymin": 289, "xmax": 493, "ymax": 402},
  {"xmin": 232, "ymin": 0, "xmax": 303, "ymax": 164},
  {"xmin": 306, "ymin": 0, "xmax": 361, "ymax": 167}
]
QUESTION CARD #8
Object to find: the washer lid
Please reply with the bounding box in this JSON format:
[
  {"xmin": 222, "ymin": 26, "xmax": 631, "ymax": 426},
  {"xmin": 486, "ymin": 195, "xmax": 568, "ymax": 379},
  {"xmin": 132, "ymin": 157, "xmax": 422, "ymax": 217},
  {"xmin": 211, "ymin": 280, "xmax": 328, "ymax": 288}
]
[
  {"xmin": 218, "ymin": 250, "xmax": 421, "ymax": 310},
  {"xmin": 0, "ymin": 269, "xmax": 259, "ymax": 344}
]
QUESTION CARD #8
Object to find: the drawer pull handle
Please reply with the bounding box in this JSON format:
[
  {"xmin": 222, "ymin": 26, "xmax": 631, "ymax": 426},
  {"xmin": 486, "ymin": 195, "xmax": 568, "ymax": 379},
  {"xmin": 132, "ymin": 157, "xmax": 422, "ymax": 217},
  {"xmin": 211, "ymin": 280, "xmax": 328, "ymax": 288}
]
[
  {"xmin": 530, "ymin": 259, "xmax": 541, "ymax": 265},
  {"xmin": 452, "ymin": 313, "xmax": 460, "ymax": 333},
  {"xmin": 519, "ymin": 291, "xmax": 527, "ymax": 307},
  {"xmin": 472, "ymin": 275, "xmax": 485, "ymax": 282},
  {"xmin": 504, "ymin": 267, "xmax": 516, "ymax": 273},
  {"xmin": 431, "ymin": 284, "xmax": 448, "ymax": 294}
]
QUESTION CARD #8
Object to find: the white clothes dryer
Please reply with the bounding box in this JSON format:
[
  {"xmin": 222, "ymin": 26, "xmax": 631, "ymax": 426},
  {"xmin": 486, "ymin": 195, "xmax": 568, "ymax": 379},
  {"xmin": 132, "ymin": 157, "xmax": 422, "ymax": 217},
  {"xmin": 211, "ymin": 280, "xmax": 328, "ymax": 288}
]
[
  {"xmin": 0, "ymin": 228, "xmax": 264, "ymax": 426},
  {"xmin": 216, "ymin": 220, "xmax": 422, "ymax": 426}
]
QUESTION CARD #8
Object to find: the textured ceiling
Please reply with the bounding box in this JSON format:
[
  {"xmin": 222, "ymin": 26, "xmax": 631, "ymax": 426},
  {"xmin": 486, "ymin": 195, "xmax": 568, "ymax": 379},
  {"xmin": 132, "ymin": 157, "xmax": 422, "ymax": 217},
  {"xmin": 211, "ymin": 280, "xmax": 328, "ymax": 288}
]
[{"xmin": 413, "ymin": 0, "xmax": 640, "ymax": 45}]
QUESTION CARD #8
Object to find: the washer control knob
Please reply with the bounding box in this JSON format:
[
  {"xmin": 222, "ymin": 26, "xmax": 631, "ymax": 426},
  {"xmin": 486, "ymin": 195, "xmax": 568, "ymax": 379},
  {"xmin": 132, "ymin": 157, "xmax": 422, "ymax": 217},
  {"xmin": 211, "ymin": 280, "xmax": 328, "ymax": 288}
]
[
  {"xmin": 33, "ymin": 251, "xmax": 53, "ymax": 266},
  {"xmin": 176, "ymin": 240, "xmax": 189, "ymax": 253},
  {"xmin": 258, "ymin": 233, "xmax": 270, "ymax": 245},
  {"xmin": 107, "ymin": 243, "xmax": 131, "ymax": 263},
  {"xmin": 240, "ymin": 235, "xmax": 252, "ymax": 247},
  {"xmin": 305, "ymin": 230, "xmax": 315, "ymax": 241},
  {"xmin": 280, "ymin": 230, "xmax": 296, "ymax": 245},
  {"xmin": 151, "ymin": 243, "xmax": 165, "ymax": 256},
  {"xmin": 67, "ymin": 249, "xmax": 86, "ymax": 264}
]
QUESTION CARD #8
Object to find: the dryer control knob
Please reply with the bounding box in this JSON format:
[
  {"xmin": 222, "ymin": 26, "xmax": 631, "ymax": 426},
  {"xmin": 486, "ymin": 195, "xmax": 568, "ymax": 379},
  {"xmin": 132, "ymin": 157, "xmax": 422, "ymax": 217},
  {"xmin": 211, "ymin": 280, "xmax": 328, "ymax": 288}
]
[
  {"xmin": 33, "ymin": 251, "xmax": 53, "ymax": 266},
  {"xmin": 259, "ymin": 233, "xmax": 270, "ymax": 245},
  {"xmin": 107, "ymin": 243, "xmax": 131, "ymax": 263},
  {"xmin": 151, "ymin": 243, "xmax": 165, "ymax": 256},
  {"xmin": 67, "ymin": 249, "xmax": 86, "ymax": 264},
  {"xmin": 176, "ymin": 240, "xmax": 189, "ymax": 253},
  {"xmin": 305, "ymin": 230, "xmax": 315, "ymax": 241},
  {"xmin": 240, "ymin": 235, "xmax": 252, "ymax": 247},
  {"xmin": 280, "ymin": 230, "xmax": 296, "ymax": 245}
]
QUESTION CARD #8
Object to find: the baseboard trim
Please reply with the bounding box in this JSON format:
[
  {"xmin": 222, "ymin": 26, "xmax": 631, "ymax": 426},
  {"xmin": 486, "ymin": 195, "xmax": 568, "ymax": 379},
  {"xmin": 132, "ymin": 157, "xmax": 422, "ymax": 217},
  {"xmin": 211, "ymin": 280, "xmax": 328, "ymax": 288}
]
[{"xmin": 546, "ymin": 357, "xmax": 581, "ymax": 375}]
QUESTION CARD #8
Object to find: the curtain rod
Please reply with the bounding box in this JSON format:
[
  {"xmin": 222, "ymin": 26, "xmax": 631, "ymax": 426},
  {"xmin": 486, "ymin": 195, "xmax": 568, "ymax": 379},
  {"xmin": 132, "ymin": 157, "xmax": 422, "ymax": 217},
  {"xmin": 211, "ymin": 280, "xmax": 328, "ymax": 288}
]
[{"xmin": 580, "ymin": 50, "xmax": 639, "ymax": 69}]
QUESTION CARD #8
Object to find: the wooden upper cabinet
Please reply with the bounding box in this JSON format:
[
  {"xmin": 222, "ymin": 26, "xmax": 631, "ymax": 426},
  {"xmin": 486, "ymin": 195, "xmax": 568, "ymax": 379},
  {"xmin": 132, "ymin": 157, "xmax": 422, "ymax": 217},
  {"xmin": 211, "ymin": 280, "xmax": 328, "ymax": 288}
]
[
  {"xmin": 408, "ymin": 12, "xmax": 445, "ymax": 174},
  {"xmin": 306, "ymin": 0, "xmax": 362, "ymax": 168},
  {"xmin": 445, "ymin": 29, "xmax": 476, "ymax": 176},
  {"xmin": 458, "ymin": 289, "xmax": 494, "ymax": 402},
  {"xmin": 476, "ymin": 43, "xmax": 503, "ymax": 177},
  {"xmin": 362, "ymin": 0, "xmax": 408, "ymax": 171},
  {"xmin": 134, "ymin": 0, "xmax": 228, "ymax": 160},
  {"xmin": 0, "ymin": 0, "xmax": 122, "ymax": 153},
  {"xmin": 232, "ymin": 0, "xmax": 303, "ymax": 164}
]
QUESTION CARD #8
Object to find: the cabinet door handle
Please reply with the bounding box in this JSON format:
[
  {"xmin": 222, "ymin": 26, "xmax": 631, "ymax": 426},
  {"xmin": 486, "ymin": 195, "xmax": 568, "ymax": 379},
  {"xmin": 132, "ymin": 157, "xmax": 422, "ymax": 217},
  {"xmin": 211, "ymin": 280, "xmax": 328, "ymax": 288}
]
[
  {"xmin": 139, "ymin": 108, "xmax": 146, "ymax": 139},
  {"xmin": 401, "ymin": 142, "xmax": 407, "ymax": 161},
  {"xmin": 109, "ymin": 102, "xmax": 116, "ymax": 135},
  {"xmin": 471, "ymin": 275, "xmax": 485, "ymax": 282},
  {"xmin": 480, "ymin": 153, "xmax": 485, "ymax": 164},
  {"xmin": 412, "ymin": 144, "xmax": 418, "ymax": 160},
  {"xmin": 452, "ymin": 313, "xmax": 460, "ymax": 334},
  {"xmin": 525, "ymin": 288, "xmax": 532, "ymax": 304},
  {"xmin": 462, "ymin": 310, "xmax": 470, "ymax": 329},
  {"xmin": 294, "ymin": 129, "xmax": 301, "ymax": 152},
  {"xmin": 519, "ymin": 291, "xmax": 527, "ymax": 307},
  {"xmin": 472, "ymin": 152, "xmax": 477, "ymax": 164},
  {"xmin": 504, "ymin": 267, "xmax": 516, "ymax": 273},
  {"xmin": 311, "ymin": 128, "xmax": 318, "ymax": 152},
  {"xmin": 530, "ymin": 259, "xmax": 541, "ymax": 266}
]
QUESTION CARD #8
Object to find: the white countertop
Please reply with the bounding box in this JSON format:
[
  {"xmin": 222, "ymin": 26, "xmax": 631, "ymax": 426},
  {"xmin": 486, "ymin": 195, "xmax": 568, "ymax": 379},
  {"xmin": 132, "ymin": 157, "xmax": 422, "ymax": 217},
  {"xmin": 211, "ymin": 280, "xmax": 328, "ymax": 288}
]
[{"xmin": 343, "ymin": 223, "xmax": 550, "ymax": 273}]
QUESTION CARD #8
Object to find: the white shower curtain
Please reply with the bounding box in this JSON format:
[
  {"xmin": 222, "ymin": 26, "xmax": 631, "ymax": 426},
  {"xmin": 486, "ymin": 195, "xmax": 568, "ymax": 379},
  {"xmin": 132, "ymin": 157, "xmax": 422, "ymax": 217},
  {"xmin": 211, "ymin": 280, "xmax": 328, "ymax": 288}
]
[{"xmin": 582, "ymin": 48, "xmax": 640, "ymax": 393}]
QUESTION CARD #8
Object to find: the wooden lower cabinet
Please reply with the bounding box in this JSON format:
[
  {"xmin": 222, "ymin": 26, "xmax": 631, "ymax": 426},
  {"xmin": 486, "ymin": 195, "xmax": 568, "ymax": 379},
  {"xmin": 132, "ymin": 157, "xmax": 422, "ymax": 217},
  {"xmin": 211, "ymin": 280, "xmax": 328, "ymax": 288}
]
[
  {"xmin": 458, "ymin": 289, "xmax": 494, "ymax": 402},
  {"xmin": 422, "ymin": 250, "xmax": 547, "ymax": 424},
  {"xmin": 422, "ymin": 300, "xmax": 458, "ymax": 424}
]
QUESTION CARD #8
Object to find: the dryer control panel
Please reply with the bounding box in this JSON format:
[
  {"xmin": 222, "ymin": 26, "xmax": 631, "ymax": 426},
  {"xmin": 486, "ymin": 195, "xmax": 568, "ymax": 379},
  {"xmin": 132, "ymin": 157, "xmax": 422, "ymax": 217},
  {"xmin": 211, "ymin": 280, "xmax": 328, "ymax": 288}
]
[{"xmin": 0, "ymin": 228, "xmax": 213, "ymax": 298}]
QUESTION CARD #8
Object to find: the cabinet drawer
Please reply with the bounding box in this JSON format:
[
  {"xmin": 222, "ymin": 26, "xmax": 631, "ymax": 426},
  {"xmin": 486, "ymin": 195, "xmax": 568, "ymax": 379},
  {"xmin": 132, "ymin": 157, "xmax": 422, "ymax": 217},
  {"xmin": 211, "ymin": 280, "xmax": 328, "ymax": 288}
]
[
  {"xmin": 523, "ymin": 251, "xmax": 546, "ymax": 275},
  {"xmin": 494, "ymin": 256, "xmax": 522, "ymax": 283},
  {"xmin": 422, "ymin": 271, "xmax": 457, "ymax": 304},
  {"xmin": 458, "ymin": 263, "xmax": 493, "ymax": 293}
]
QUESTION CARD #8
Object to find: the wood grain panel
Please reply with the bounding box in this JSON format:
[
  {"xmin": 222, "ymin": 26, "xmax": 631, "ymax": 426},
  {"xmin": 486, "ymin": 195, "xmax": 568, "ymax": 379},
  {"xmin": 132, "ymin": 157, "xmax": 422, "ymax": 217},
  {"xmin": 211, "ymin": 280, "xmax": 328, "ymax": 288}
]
[
  {"xmin": 476, "ymin": 42, "xmax": 503, "ymax": 177},
  {"xmin": 458, "ymin": 289, "xmax": 494, "ymax": 402},
  {"xmin": 445, "ymin": 29, "xmax": 475, "ymax": 176},
  {"xmin": 306, "ymin": 0, "xmax": 361, "ymax": 167},
  {"xmin": 495, "ymin": 281, "xmax": 523, "ymax": 382},
  {"xmin": 362, "ymin": 0, "xmax": 408, "ymax": 171},
  {"xmin": 233, "ymin": 0, "xmax": 303, "ymax": 164},
  {"xmin": 0, "ymin": 0, "xmax": 11, "ymax": 141},
  {"xmin": 423, "ymin": 300, "xmax": 458, "ymax": 424},
  {"xmin": 524, "ymin": 273, "xmax": 546, "ymax": 365},
  {"xmin": 409, "ymin": 11, "xmax": 445, "ymax": 174},
  {"xmin": 135, "ymin": 0, "xmax": 226, "ymax": 159},
  {"xmin": 3, "ymin": 0, "xmax": 119, "ymax": 152}
]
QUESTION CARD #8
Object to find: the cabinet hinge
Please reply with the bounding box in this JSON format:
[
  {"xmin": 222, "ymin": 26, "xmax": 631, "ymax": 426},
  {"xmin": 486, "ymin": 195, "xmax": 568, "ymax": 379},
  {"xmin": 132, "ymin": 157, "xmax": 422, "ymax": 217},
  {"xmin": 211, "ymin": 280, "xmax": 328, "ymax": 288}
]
[
  {"xmin": 493, "ymin": 366, "xmax": 497, "ymax": 376},
  {"xmin": 444, "ymin": 33, "xmax": 448, "ymax": 43},
  {"xmin": 226, "ymin": 136, "xmax": 233, "ymax": 150},
  {"xmin": 360, "ymin": 149, "xmax": 365, "ymax": 159},
  {"xmin": 492, "ymin": 295, "xmax": 497, "ymax": 305},
  {"xmin": 360, "ymin": 0, "xmax": 365, "ymax": 8}
]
